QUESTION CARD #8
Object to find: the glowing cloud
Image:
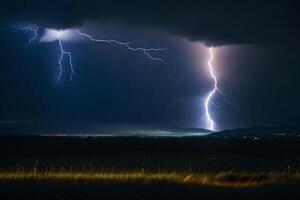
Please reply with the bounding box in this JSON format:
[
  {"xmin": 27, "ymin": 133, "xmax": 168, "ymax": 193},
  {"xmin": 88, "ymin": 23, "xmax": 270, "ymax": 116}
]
[{"xmin": 39, "ymin": 29, "xmax": 78, "ymax": 43}]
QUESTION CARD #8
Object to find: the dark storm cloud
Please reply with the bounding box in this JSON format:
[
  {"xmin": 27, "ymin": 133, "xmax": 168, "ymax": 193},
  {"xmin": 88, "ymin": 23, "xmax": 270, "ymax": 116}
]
[
  {"xmin": 1, "ymin": 0, "xmax": 300, "ymax": 131},
  {"xmin": 1, "ymin": 0, "xmax": 299, "ymax": 45}
]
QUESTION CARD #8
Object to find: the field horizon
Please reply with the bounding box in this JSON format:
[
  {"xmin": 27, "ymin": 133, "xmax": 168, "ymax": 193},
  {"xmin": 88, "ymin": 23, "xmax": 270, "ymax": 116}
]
[{"xmin": 0, "ymin": 134, "xmax": 300, "ymax": 199}]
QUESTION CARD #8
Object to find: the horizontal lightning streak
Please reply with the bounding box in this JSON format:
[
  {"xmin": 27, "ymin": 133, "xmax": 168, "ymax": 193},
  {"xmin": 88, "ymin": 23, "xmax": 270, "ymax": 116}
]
[{"xmin": 76, "ymin": 29, "xmax": 166, "ymax": 63}]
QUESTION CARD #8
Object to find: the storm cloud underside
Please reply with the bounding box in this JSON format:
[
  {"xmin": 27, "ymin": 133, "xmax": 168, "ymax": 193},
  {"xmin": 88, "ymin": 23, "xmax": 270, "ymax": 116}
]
[{"xmin": 1, "ymin": 0, "xmax": 299, "ymax": 46}]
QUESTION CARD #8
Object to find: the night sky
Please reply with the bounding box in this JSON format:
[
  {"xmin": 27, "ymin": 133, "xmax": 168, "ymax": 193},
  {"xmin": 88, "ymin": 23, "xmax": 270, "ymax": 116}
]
[{"xmin": 0, "ymin": 0, "xmax": 300, "ymax": 131}]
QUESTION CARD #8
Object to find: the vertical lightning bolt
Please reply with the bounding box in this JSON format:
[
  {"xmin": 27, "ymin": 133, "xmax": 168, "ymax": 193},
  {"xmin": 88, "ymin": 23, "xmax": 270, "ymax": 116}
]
[
  {"xmin": 17, "ymin": 27, "xmax": 75, "ymax": 82},
  {"xmin": 204, "ymin": 47, "xmax": 218, "ymax": 131},
  {"xmin": 76, "ymin": 29, "xmax": 165, "ymax": 63},
  {"xmin": 57, "ymin": 31, "xmax": 75, "ymax": 82},
  {"xmin": 204, "ymin": 47, "xmax": 234, "ymax": 131}
]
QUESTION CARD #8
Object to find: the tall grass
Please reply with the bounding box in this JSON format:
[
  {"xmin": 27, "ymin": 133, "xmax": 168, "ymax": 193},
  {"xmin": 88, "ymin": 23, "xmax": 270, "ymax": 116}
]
[{"xmin": 1, "ymin": 164, "xmax": 299, "ymax": 188}]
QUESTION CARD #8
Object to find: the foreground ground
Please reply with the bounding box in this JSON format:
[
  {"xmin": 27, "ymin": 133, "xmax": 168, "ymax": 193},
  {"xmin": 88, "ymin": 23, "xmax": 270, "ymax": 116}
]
[
  {"xmin": 1, "ymin": 181, "xmax": 300, "ymax": 200},
  {"xmin": 0, "ymin": 135, "xmax": 300, "ymax": 199}
]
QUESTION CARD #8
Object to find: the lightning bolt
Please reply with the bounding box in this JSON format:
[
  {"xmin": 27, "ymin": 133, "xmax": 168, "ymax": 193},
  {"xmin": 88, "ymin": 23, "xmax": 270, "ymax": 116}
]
[
  {"xmin": 17, "ymin": 26, "xmax": 75, "ymax": 82},
  {"xmin": 17, "ymin": 26, "xmax": 39, "ymax": 47},
  {"xmin": 204, "ymin": 47, "xmax": 235, "ymax": 131},
  {"xmin": 15, "ymin": 25, "xmax": 165, "ymax": 83},
  {"xmin": 204, "ymin": 47, "xmax": 218, "ymax": 131},
  {"xmin": 76, "ymin": 29, "xmax": 166, "ymax": 63},
  {"xmin": 57, "ymin": 31, "xmax": 75, "ymax": 83}
]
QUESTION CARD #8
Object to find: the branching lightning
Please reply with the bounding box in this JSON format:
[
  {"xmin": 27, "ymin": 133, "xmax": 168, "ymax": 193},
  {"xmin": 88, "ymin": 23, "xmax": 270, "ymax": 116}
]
[
  {"xmin": 76, "ymin": 29, "xmax": 166, "ymax": 63},
  {"xmin": 17, "ymin": 26, "xmax": 39, "ymax": 47},
  {"xmin": 57, "ymin": 31, "xmax": 75, "ymax": 82},
  {"xmin": 12, "ymin": 25, "xmax": 234, "ymax": 130},
  {"xmin": 18, "ymin": 26, "xmax": 75, "ymax": 82},
  {"xmin": 15, "ymin": 25, "xmax": 165, "ymax": 83}
]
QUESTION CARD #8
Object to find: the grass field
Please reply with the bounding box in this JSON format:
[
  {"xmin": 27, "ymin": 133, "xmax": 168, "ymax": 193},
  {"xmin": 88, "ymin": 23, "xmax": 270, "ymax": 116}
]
[
  {"xmin": 0, "ymin": 136, "xmax": 300, "ymax": 199},
  {"xmin": 1, "ymin": 165, "xmax": 299, "ymax": 188}
]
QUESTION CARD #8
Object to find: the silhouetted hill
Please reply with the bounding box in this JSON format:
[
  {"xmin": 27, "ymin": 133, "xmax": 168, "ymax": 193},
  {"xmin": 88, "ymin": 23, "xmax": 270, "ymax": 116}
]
[{"xmin": 210, "ymin": 127, "xmax": 300, "ymax": 138}]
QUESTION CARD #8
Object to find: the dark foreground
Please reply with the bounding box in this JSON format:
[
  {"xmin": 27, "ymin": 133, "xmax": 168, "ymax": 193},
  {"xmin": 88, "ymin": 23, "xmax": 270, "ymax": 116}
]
[
  {"xmin": 1, "ymin": 182, "xmax": 300, "ymax": 200},
  {"xmin": 0, "ymin": 135, "xmax": 300, "ymax": 200}
]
